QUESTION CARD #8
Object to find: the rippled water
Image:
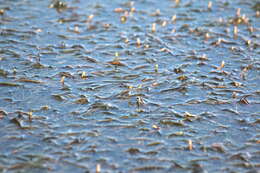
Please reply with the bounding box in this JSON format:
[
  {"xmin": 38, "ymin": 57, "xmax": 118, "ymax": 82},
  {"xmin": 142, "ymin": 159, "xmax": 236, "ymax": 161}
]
[{"xmin": 0, "ymin": 0, "xmax": 259, "ymax": 172}]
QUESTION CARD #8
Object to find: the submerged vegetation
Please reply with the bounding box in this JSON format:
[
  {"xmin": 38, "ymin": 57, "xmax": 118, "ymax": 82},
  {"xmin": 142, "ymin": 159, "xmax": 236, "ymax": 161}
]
[{"xmin": 0, "ymin": 0, "xmax": 259, "ymax": 172}]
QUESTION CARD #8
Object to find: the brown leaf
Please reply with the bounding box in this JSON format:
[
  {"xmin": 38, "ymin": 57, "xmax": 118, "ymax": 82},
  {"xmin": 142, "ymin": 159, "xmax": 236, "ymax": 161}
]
[{"xmin": 108, "ymin": 60, "xmax": 126, "ymax": 66}]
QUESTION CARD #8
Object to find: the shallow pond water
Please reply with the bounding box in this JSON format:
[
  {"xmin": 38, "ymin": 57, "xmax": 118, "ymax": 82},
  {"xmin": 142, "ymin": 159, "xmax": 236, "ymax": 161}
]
[{"xmin": 0, "ymin": 0, "xmax": 260, "ymax": 172}]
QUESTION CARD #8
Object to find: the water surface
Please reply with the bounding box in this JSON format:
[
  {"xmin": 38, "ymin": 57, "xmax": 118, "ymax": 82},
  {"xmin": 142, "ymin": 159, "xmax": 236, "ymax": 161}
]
[{"xmin": 0, "ymin": 0, "xmax": 259, "ymax": 172}]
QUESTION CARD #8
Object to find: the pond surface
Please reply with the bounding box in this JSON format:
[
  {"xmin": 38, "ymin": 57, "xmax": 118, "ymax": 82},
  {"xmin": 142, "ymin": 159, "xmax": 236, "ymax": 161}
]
[{"xmin": 0, "ymin": 0, "xmax": 260, "ymax": 172}]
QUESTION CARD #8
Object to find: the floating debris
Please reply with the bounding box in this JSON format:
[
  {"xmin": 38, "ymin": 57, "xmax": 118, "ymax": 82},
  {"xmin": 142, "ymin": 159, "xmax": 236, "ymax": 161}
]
[
  {"xmin": 217, "ymin": 61, "xmax": 225, "ymax": 70},
  {"xmin": 177, "ymin": 75, "xmax": 188, "ymax": 81},
  {"xmin": 230, "ymin": 81, "xmax": 242, "ymax": 87},
  {"xmin": 211, "ymin": 143, "xmax": 226, "ymax": 153},
  {"xmin": 171, "ymin": 15, "xmax": 177, "ymax": 23},
  {"xmin": 108, "ymin": 59, "xmax": 126, "ymax": 67},
  {"xmin": 154, "ymin": 64, "xmax": 159, "ymax": 73},
  {"xmin": 60, "ymin": 76, "xmax": 65, "ymax": 85},
  {"xmin": 120, "ymin": 15, "xmax": 127, "ymax": 23},
  {"xmin": 52, "ymin": 94, "xmax": 65, "ymax": 101},
  {"xmin": 28, "ymin": 111, "xmax": 33, "ymax": 122},
  {"xmin": 233, "ymin": 26, "xmax": 238, "ymax": 38},
  {"xmin": 132, "ymin": 166, "xmax": 164, "ymax": 171},
  {"xmin": 208, "ymin": 1, "xmax": 212, "ymax": 11},
  {"xmin": 0, "ymin": 9, "xmax": 5, "ymax": 15},
  {"xmin": 114, "ymin": 8, "xmax": 125, "ymax": 13},
  {"xmin": 175, "ymin": 0, "xmax": 180, "ymax": 7},
  {"xmin": 160, "ymin": 120, "xmax": 184, "ymax": 126},
  {"xmin": 168, "ymin": 131, "xmax": 184, "ymax": 138},
  {"xmin": 81, "ymin": 71, "xmax": 87, "ymax": 79},
  {"xmin": 238, "ymin": 95, "xmax": 250, "ymax": 104},
  {"xmin": 49, "ymin": 0, "xmax": 68, "ymax": 12},
  {"xmin": 41, "ymin": 105, "xmax": 50, "ymax": 110},
  {"xmin": 204, "ymin": 33, "xmax": 210, "ymax": 40},
  {"xmin": 74, "ymin": 96, "xmax": 88, "ymax": 104},
  {"xmin": 161, "ymin": 21, "xmax": 167, "ymax": 27},
  {"xmin": 10, "ymin": 113, "xmax": 26, "ymax": 129},
  {"xmin": 126, "ymin": 148, "xmax": 140, "ymax": 154},
  {"xmin": 87, "ymin": 14, "xmax": 94, "ymax": 22},
  {"xmin": 10, "ymin": 117, "xmax": 23, "ymax": 128},
  {"xmin": 0, "ymin": 69, "xmax": 8, "ymax": 77},
  {"xmin": 256, "ymin": 11, "xmax": 260, "ymax": 17},
  {"xmin": 96, "ymin": 164, "xmax": 101, "ymax": 173},
  {"xmin": 151, "ymin": 23, "xmax": 156, "ymax": 33},
  {"xmin": 152, "ymin": 124, "xmax": 160, "ymax": 130},
  {"xmin": 252, "ymin": 2, "xmax": 260, "ymax": 11},
  {"xmin": 16, "ymin": 77, "xmax": 43, "ymax": 84},
  {"xmin": 136, "ymin": 96, "xmax": 145, "ymax": 107},
  {"xmin": 0, "ymin": 82, "xmax": 20, "ymax": 87},
  {"xmin": 188, "ymin": 139, "xmax": 193, "ymax": 151},
  {"xmin": 174, "ymin": 67, "xmax": 184, "ymax": 74},
  {"xmin": 136, "ymin": 38, "xmax": 141, "ymax": 47},
  {"xmin": 0, "ymin": 110, "xmax": 7, "ymax": 119}
]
